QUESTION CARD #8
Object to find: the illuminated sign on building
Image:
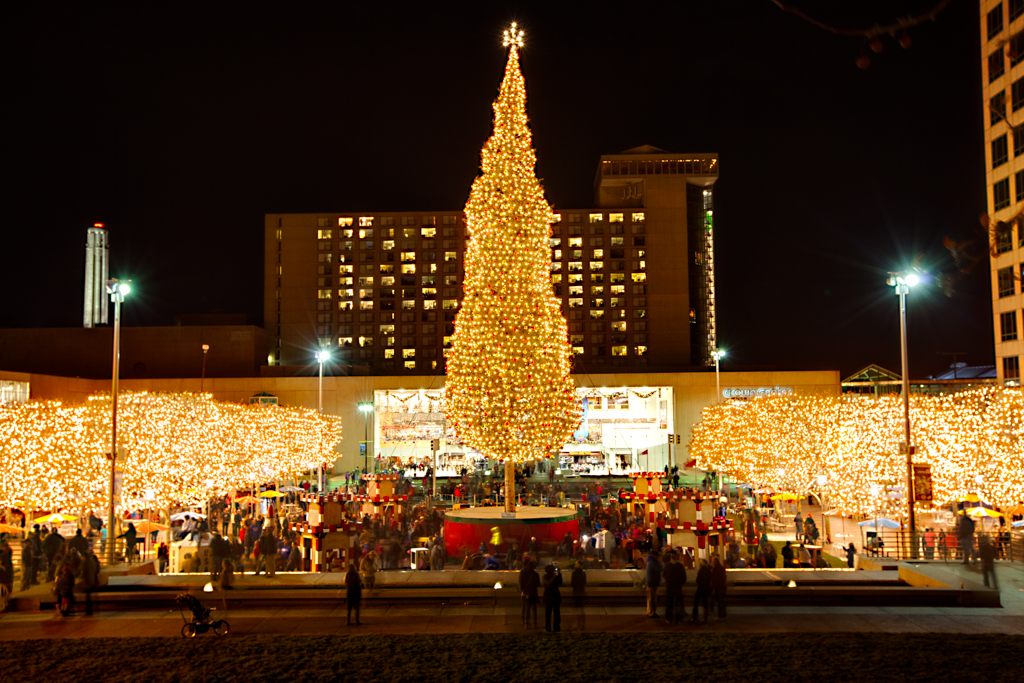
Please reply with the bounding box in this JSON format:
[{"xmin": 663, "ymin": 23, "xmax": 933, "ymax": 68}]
[{"xmin": 722, "ymin": 386, "xmax": 794, "ymax": 399}]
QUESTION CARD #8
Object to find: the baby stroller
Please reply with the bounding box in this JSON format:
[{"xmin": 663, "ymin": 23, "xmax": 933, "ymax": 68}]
[{"xmin": 176, "ymin": 592, "xmax": 229, "ymax": 638}]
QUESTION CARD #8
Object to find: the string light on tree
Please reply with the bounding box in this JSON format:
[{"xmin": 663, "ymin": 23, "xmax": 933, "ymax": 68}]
[
  {"xmin": 689, "ymin": 387, "xmax": 1024, "ymax": 516},
  {"xmin": 445, "ymin": 24, "xmax": 582, "ymax": 513},
  {"xmin": 0, "ymin": 391, "xmax": 342, "ymax": 512}
]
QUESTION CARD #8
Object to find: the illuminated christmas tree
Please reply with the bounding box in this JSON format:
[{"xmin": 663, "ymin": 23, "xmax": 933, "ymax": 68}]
[{"xmin": 446, "ymin": 24, "xmax": 581, "ymax": 513}]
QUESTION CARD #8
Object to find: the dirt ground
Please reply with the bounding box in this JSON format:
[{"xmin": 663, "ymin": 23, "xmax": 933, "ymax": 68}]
[{"xmin": 3, "ymin": 632, "xmax": 1021, "ymax": 683}]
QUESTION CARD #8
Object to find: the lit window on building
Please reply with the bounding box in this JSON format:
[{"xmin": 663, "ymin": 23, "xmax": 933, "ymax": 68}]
[
  {"xmin": 444, "ymin": 251, "xmax": 458, "ymax": 262},
  {"xmin": 382, "ymin": 240, "xmax": 395, "ymax": 250},
  {"xmin": 590, "ymin": 261, "xmax": 604, "ymax": 270},
  {"xmin": 551, "ymin": 213, "xmax": 562, "ymax": 223},
  {"xmin": 568, "ymin": 262, "xmax": 583, "ymax": 272},
  {"xmin": 634, "ymin": 309, "xmax": 647, "ymax": 319},
  {"xmin": 318, "ymin": 289, "xmax": 332, "ymax": 299},
  {"xmin": 423, "ymin": 300, "xmax": 437, "ymax": 309},
  {"xmin": 359, "ymin": 336, "xmax": 374, "ymax": 347},
  {"xmin": 359, "ymin": 217, "xmax": 374, "ymax": 227},
  {"xmin": 358, "ymin": 277, "xmax": 374, "ymax": 287},
  {"xmin": 591, "ymin": 285, "xmax": 604, "ymax": 295},
  {"xmin": 422, "ymin": 227, "xmax": 437, "ymax": 237},
  {"xmin": 632, "ymin": 273, "xmax": 647, "ymax": 283},
  {"xmin": 338, "ymin": 217, "xmax": 354, "ymax": 227},
  {"xmin": 632, "ymin": 213, "xmax": 645, "ymax": 223},
  {"xmin": 359, "ymin": 228, "xmax": 374, "ymax": 239},
  {"xmin": 591, "ymin": 298, "xmax": 604, "ymax": 308},
  {"xmin": 338, "ymin": 301, "xmax": 353, "ymax": 311},
  {"xmin": 360, "ymin": 301, "xmax": 374, "ymax": 310},
  {"xmin": 568, "ymin": 237, "xmax": 582, "ymax": 247},
  {"xmin": 593, "ymin": 249, "xmax": 604, "ymax": 259},
  {"xmin": 318, "ymin": 229, "xmax": 332, "ymax": 239},
  {"xmin": 612, "ymin": 345, "xmax": 627, "ymax": 356},
  {"xmin": 589, "ymin": 213, "xmax": 603, "ymax": 223},
  {"xmin": 338, "ymin": 337, "xmax": 353, "ymax": 347},
  {"xmin": 572, "ymin": 346, "xmax": 584, "ymax": 355},
  {"xmin": 401, "ymin": 264, "xmax": 416, "ymax": 274},
  {"xmin": 590, "ymin": 310, "xmax": 605, "ymax": 319},
  {"xmin": 442, "ymin": 299, "xmax": 458, "ymax": 310},
  {"xmin": 569, "ymin": 298, "xmax": 584, "ymax": 308}
]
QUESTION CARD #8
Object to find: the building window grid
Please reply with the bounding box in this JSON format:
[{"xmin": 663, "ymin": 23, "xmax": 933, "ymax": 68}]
[
  {"xmin": 1001, "ymin": 310, "xmax": 1019, "ymax": 341},
  {"xmin": 990, "ymin": 3, "xmax": 1005, "ymax": 40}
]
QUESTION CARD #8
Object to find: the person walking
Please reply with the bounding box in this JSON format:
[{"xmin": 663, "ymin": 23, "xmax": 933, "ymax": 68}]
[
  {"xmin": 645, "ymin": 549, "xmax": 663, "ymax": 618},
  {"xmin": 54, "ymin": 565, "xmax": 75, "ymax": 617},
  {"xmin": 208, "ymin": 533, "xmax": 230, "ymax": 580},
  {"xmin": 518, "ymin": 559, "xmax": 539, "ymax": 628},
  {"xmin": 116, "ymin": 523, "xmax": 138, "ymax": 564},
  {"xmin": 542, "ymin": 564, "xmax": 562, "ymax": 633},
  {"xmin": 662, "ymin": 550, "xmax": 687, "ymax": 625},
  {"xmin": 345, "ymin": 562, "xmax": 363, "ymax": 625},
  {"xmin": 81, "ymin": 547, "xmax": 100, "ymax": 615},
  {"xmin": 782, "ymin": 540, "xmax": 794, "ymax": 569},
  {"xmin": 570, "ymin": 562, "xmax": 587, "ymax": 632},
  {"xmin": 430, "ymin": 542, "xmax": 444, "ymax": 571},
  {"xmin": 691, "ymin": 558, "xmax": 711, "ymax": 624},
  {"xmin": 794, "ymin": 511, "xmax": 803, "ymax": 541},
  {"xmin": 979, "ymin": 535, "xmax": 998, "ymax": 590},
  {"xmin": 710, "ymin": 555, "xmax": 727, "ymax": 620}
]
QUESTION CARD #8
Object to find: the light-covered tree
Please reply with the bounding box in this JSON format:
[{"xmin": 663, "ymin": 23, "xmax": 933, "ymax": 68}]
[{"xmin": 446, "ymin": 25, "xmax": 581, "ymax": 513}]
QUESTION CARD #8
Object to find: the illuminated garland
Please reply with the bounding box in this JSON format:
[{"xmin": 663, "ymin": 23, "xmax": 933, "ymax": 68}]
[
  {"xmin": 445, "ymin": 40, "xmax": 582, "ymax": 462},
  {"xmin": 0, "ymin": 391, "xmax": 342, "ymax": 511},
  {"xmin": 689, "ymin": 387, "xmax": 1024, "ymax": 515}
]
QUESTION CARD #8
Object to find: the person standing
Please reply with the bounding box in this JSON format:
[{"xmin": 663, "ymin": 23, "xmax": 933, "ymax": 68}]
[
  {"xmin": 542, "ymin": 564, "xmax": 562, "ymax": 633},
  {"xmin": 360, "ymin": 550, "xmax": 378, "ymax": 591},
  {"xmin": 81, "ymin": 547, "xmax": 100, "ymax": 615},
  {"xmin": 570, "ymin": 562, "xmax": 587, "ymax": 632},
  {"xmin": 691, "ymin": 558, "xmax": 711, "ymax": 624},
  {"xmin": 923, "ymin": 527, "xmax": 936, "ymax": 560},
  {"xmin": 645, "ymin": 549, "xmax": 663, "ymax": 618},
  {"xmin": 430, "ymin": 542, "xmax": 444, "ymax": 571},
  {"xmin": 957, "ymin": 513, "xmax": 975, "ymax": 565},
  {"xmin": 662, "ymin": 550, "xmax": 687, "ymax": 625},
  {"xmin": 256, "ymin": 528, "xmax": 277, "ymax": 578},
  {"xmin": 345, "ymin": 562, "xmax": 363, "ymax": 625},
  {"xmin": 43, "ymin": 528, "xmax": 64, "ymax": 581},
  {"xmin": 710, "ymin": 555, "xmax": 727, "ymax": 620},
  {"xmin": 794, "ymin": 511, "xmax": 803, "ymax": 541},
  {"xmin": 846, "ymin": 543, "xmax": 857, "ymax": 568},
  {"xmin": 518, "ymin": 559, "xmax": 539, "ymax": 628}
]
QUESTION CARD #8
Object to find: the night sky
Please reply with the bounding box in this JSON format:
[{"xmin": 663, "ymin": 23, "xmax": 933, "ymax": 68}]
[{"xmin": 7, "ymin": 1, "xmax": 990, "ymax": 378}]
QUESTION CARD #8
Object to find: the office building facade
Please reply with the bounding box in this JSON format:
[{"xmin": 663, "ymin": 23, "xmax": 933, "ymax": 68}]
[
  {"xmin": 981, "ymin": 0, "xmax": 1024, "ymax": 385},
  {"xmin": 264, "ymin": 147, "xmax": 718, "ymax": 375}
]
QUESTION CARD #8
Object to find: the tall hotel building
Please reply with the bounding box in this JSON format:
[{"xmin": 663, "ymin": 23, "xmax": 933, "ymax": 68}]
[
  {"xmin": 265, "ymin": 147, "xmax": 719, "ymax": 375},
  {"xmin": 982, "ymin": 0, "xmax": 1024, "ymax": 385}
]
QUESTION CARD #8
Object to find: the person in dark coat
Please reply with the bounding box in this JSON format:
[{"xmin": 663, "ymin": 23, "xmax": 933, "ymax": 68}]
[
  {"xmin": 645, "ymin": 549, "xmax": 663, "ymax": 617},
  {"xmin": 345, "ymin": 562, "xmax": 363, "ymax": 625},
  {"xmin": 570, "ymin": 562, "xmax": 587, "ymax": 632},
  {"xmin": 710, "ymin": 555, "xmax": 727, "ymax": 619},
  {"xmin": 68, "ymin": 529, "xmax": 89, "ymax": 557},
  {"xmin": 518, "ymin": 560, "xmax": 540, "ymax": 628},
  {"xmin": 43, "ymin": 528, "xmax": 65, "ymax": 581},
  {"xmin": 116, "ymin": 523, "xmax": 138, "ymax": 564},
  {"xmin": 978, "ymin": 535, "xmax": 998, "ymax": 590},
  {"xmin": 781, "ymin": 540, "xmax": 795, "ymax": 568},
  {"xmin": 54, "ymin": 565, "xmax": 75, "ymax": 616},
  {"xmin": 20, "ymin": 540, "xmax": 35, "ymax": 590},
  {"xmin": 542, "ymin": 564, "xmax": 562, "ymax": 633},
  {"xmin": 691, "ymin": 558, "xmax": 711, "ymax": 624},
  {"xmin": 662, "ymin": 550, "xmax": 687, "ymax": 624},
  {"xmin": 80, "ymin": 547, "xmax": 101, "ymax": 615},
  {"xmin": 208, "ymin": 533, "xmax": 230, "ymax": 579},
  {"xmin": 845, "ymin": 543, "xmax": 857, "ymax": 568},
  {"xmin": 257, "ymin": 528, "xmax": 277, "ymax": 577}
]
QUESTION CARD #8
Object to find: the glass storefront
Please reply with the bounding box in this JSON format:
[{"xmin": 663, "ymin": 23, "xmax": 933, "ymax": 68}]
[{"xmin": 373, "ymin": 386, "xmax": 674, "ymax": 476}]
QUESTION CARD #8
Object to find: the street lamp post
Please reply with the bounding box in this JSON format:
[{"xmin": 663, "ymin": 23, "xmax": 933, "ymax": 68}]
[
  {"xmin": 105, "ymin": 278, "xmax": 130, "ymax": 565},
  {"xmin": 711, "ymin": 348, "xmax": 726, "ymax": 401},
  {"xmin": 316, "ymin": 350, "xmax": 330, "ymax": 492},
  {"xmin": 200, "ymin": 344, "xmax": 210, "ymax": 394},
  {"xmin": 358, "ymin": 401, "xmax": 374, "ymax": 476},
  {"xmin": 887, "ymin": 269, "xmax": 920, "ymax": 558}
]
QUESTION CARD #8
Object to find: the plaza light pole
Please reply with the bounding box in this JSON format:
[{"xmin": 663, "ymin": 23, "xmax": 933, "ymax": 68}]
[
  {"xmin": 887, "ymin": 269, "xmax": 920, "ymax": 558},
  {"xmin": 200, "ymin": 344, "xmax": 210, "ymax": 394},
  {"xmin": 105, "ymin": 278, "xmax": 130, "ymax": 565},
  {"xmin": 711, "ymin": 348, "xmax": 726, "ymax": 401},
  {"xmin": 358, "ymin": 401, "xmax": 374, "ymax": 476},
  {"xmin": 316, "ymin": 350, "xmax": 330, "ymax": 492}
]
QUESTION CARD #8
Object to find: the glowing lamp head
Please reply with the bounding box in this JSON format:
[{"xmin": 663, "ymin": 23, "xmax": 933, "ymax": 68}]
[
  {"xmin": 358, "ymin": 401, "xmax": 374, "ymax": 414},
  {"xmin": 118, "ymin": 283, "xmax": 130, "ymax": 296},
  {"xmin": 904, "ymin": 273, "xmax": 920, "ymax": 287},
  {"xmin": 316, "ymin": 350, "xmax": 330, "ymax": 364}
]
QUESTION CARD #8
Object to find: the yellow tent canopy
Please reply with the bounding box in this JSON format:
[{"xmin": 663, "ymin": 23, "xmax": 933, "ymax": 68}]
[
  {"xmin": 967, "ymin": 507, "xmax": 1003, "ymax": 518},
  {"xmin": 33, "ymin": 513, "xmax": 78, "ymax": 524},
  {"xmin": 770, "ymin": 493, "xmax": 800, "ymax": 501},
  {"xmin": 259, "ymin": 491, "xmax": 285, "ymax": 498}
]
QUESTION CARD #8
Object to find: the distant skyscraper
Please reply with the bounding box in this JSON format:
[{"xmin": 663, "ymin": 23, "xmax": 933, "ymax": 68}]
[{"xmin": 83, "ymin": 224, "xmax": 109, "ymax": 328}]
